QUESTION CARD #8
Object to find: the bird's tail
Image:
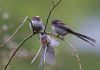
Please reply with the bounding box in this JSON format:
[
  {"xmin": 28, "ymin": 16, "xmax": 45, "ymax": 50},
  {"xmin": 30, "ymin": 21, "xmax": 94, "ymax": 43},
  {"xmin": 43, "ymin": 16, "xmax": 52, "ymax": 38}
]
[
  {"xmin": 40, "ymin": 46, "xmax": 55, "ymax": 67},
  {"xmin": 71, "ymin": 31, "xmax": 96, "ymax": 47}
]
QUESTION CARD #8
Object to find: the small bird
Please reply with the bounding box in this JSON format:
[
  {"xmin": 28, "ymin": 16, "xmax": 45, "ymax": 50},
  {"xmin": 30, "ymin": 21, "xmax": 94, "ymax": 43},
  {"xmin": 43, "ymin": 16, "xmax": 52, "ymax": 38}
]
[
  {"xmin": 39, "ymin": 33, "xmax": 59, "ymax": 66},
  {"xmin": 51, "ymin": 19, "xmax": 96, "ymax": 47},
  {"xmin": 30, "ymin": 16, "xmax": 44, "ymax": 33}
]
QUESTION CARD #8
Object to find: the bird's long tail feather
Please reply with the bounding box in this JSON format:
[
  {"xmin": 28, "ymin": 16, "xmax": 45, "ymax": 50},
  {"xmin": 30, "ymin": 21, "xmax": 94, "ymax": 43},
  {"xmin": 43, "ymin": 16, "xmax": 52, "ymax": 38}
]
[
  {"xmin": 74, "ymin": 32, "xmax": 95, "ymax": 43},
  {"xmin": 71, "ymin": 32, "xmax": 96, "ymax": 47}
]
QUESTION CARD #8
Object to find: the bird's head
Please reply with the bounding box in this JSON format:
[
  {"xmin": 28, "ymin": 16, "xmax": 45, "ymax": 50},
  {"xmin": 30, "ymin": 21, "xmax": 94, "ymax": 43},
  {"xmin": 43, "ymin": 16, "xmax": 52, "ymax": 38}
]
[
  {"xmin": 32, "ymin": 16, "xmax": 42, "ymax": 22},
  {"xmin": 51, "ymin": 19, "xmax": 64, "ymax": 26}
]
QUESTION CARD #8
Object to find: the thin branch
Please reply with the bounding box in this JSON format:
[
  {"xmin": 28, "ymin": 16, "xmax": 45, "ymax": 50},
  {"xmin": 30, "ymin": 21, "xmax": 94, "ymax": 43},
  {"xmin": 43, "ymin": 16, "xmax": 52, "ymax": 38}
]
[
  {"xmin": 1, "ymin": 16, "xmax": 28, "ymax": 47},
  {"xmin": 64, "ymin": 40, "xmax": 82, "ymax": 70},
  {"xmin": 31, "ymin": 47, "xmax": 42, "ymax": 64},
  {"xmin": 47, "ymin": 32, "xmax": 82, "ymax": 70},
  {"xmin": 44, "ymin": 0, "xmax": 61, "ymax": 32},
  {"xmin": 3, "ymin": 33, "xmax": 34, "ymax": 70}
]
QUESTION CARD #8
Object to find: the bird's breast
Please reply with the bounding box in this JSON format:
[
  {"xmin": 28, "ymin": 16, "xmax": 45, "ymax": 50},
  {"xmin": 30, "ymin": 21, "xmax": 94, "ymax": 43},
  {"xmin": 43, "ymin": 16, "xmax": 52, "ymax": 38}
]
[{"xmin": 30, "ymin": 21, "xmax": 44, "ymax": 32}]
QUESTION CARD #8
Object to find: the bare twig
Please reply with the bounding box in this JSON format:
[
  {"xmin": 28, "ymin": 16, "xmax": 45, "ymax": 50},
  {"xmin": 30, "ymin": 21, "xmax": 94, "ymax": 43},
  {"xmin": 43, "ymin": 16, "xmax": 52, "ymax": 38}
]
[
  {"xmin": 64, "ymin": 40, "xmax": 82, "ymax": 70},
  {"xmin": 3, "ymin": 33, "xmax": 34, "ymax": 70},
  {"xmin": 47, "ymin": 32, "xmax": 82, "ymax": 70},
  {"xmin": 44, "ymin": 0, "xmax": 61, "ymax": 32},
  {"xmin": 1, "ymin": 16, "xmax": 28, "ymax": 47},
  {"xmin": 31, "ymin": 47, "xmax": 42, "ymax": 64}
]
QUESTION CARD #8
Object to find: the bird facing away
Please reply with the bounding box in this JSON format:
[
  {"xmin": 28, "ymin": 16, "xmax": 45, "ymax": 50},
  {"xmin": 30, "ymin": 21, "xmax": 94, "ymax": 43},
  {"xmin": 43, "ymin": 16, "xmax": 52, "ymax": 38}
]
[{"xmin": 39, "ymin": 33, "xmax": 59, "ymax": 66}]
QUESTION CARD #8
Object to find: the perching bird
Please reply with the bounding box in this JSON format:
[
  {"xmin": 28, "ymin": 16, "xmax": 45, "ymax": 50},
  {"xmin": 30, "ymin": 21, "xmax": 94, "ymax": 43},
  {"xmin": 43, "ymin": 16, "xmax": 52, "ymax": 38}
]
[
  {"xmin": 30, "ymin": 16, "xmax": 44, "ymax": 33},
  {"xmin": 40, "ymin": 33, "xmax": 59, "ymax": 66},
  {"xmin": 51, "ymin": 19, "xmax": 96, "ymax": 47}
]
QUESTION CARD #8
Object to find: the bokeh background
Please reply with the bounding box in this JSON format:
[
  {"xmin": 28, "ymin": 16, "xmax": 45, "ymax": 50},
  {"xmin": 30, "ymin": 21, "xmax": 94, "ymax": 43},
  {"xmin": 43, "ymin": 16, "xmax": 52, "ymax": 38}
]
[{"xmin": 0, "ymin": 0, "xmax": 100, "ymax": 70}]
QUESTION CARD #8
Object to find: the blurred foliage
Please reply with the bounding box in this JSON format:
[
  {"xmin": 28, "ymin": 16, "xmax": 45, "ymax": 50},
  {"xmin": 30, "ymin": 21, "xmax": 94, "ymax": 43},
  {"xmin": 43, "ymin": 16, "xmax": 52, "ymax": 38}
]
[{"xmin": 0, "ymin": 0, "xmax": 100, "ymax": 70}]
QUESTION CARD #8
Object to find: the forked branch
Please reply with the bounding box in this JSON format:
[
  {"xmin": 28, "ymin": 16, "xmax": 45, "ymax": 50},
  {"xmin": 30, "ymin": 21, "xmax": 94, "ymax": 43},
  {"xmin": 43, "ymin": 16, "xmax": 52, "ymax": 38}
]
[{"xmin": 44, "ymin": 0, "xmax": 61, "ymax": 32}]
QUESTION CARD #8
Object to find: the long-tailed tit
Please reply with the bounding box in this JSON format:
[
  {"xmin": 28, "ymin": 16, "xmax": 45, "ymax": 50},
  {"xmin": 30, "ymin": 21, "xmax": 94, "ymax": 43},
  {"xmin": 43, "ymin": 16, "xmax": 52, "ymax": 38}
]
[
  {"xmin": 51, "ymin": 19, "xmax": 96, "ymax": 46},
  {"xmin": 30, "ymin": 16, "xmax": 44, "ymax": 33},
  {"xmin": 40, "ymin": 33, "xmax": 59, "ymax": 66}
]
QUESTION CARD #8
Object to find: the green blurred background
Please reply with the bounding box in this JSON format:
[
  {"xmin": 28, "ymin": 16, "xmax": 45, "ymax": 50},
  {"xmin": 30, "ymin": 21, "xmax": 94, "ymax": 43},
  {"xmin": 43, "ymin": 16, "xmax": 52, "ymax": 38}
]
[{"xmin": 0, "ymin": 0, "xmax": 100, "ymax": 70}]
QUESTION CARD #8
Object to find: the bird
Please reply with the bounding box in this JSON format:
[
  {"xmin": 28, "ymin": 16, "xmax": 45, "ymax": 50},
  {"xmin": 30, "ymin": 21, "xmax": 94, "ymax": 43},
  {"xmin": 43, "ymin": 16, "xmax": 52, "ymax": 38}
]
[
  {"xmin": 39, "ymin": 33, "xmax": 59, "ymax": 66},
  {"xmin": 29, "ymin": 16, "xmax": 44, "ymax": 33},
  {"xmin": 51, "ymin": 19, "xmax": 96, "ymax": 47}
]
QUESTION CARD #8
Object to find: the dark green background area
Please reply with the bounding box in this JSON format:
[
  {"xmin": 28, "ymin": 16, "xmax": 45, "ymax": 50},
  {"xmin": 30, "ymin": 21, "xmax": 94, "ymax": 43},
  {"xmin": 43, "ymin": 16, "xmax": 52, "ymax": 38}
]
[{"xmin": 0, "ymin": 0, "xmax": 100, "ymax": 70}]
